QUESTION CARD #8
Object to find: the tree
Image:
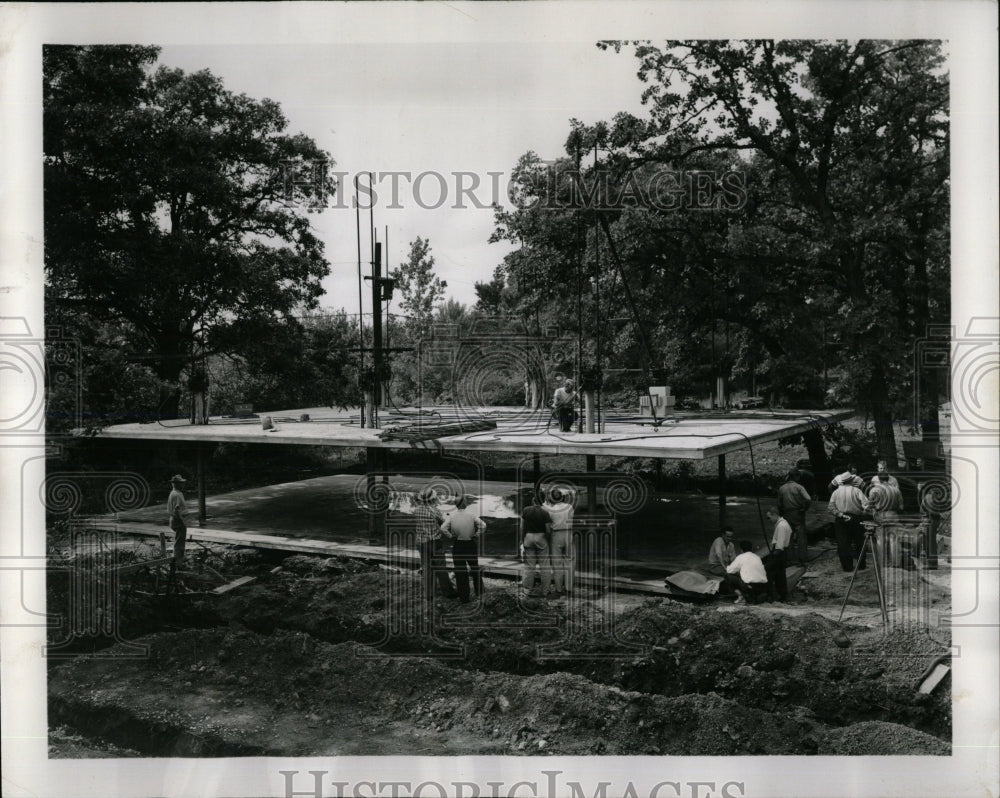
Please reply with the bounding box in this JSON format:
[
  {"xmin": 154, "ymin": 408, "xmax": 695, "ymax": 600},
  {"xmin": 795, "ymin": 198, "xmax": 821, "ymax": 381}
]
[
  {"xmin": 209, "ymin": 311, "xmax": 364, "ymax": 413},
  {"xmin": 44, "ymin": 45, "xmax": 336, "ymax": 419},
  {"xmin": 597, "ymin": 40, "xmax": 949, "ymax": 463},
  {"xmin": 390, "ymin": 237, "xmax": 448, "ymax": 340}
]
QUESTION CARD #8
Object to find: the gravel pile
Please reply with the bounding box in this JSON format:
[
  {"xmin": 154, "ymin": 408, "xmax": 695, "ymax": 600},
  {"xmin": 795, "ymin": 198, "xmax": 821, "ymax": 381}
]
[{"xmin": 817, "ymin": 720, "xmax": 950, "ymax": 755}]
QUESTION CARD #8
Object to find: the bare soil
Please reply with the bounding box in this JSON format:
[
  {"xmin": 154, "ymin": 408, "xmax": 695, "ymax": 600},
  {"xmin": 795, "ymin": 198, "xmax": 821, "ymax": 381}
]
[{"xmin": 47, "ymin": 535, "xmax": 951, "ymax": 757}]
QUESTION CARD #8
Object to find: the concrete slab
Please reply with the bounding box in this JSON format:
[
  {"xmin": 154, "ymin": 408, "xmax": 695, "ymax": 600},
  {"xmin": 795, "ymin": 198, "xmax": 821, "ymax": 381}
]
[{"xmin": 94, "ymin": 406, "xmax": 852, "ymax": 461}]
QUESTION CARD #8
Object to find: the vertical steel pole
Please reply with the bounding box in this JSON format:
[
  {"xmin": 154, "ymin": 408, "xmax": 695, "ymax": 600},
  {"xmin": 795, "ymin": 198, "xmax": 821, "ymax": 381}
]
[
  {"xmin": 717, "ymin": 454, "xmax": 727, "ymax": 528},
  {"xmin": 196, "ymin": 444, "xmax": 207, "ymax": 527}
]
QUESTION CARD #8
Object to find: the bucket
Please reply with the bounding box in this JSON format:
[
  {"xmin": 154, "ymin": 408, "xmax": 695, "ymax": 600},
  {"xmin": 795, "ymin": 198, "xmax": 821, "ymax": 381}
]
[{"xmin": 261, "ymin": 416, "xmax": 273, "ymax": 430}]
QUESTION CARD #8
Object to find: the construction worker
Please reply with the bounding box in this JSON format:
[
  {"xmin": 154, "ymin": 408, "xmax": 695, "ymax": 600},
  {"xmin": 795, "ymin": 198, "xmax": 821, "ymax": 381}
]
[
  {"xmin": 828, "ymin": 477, "xmax": 871, "ymax": 572},
  {"xmin": 725, "ymin": 539, "xmax": 769, "ymax": 605},
  {"xmin": 553, "ymin": 378, "xmax": 577, "ymax": 433},
  {"xmin": 167, "ymin": 474, "xmax": 189, "ymax": 564},
  {"xmin": 520, "ymin": 491, "xmax": 552, "ymax": 597},
  {"xmin": 543, "ymin": 487, "xmax": 575, "ymax": 595},
  {"xmin": 442, "ymin": 495, "xmax": 486, "ymax": 603},
  {"xmin": 829, "ymin": 463, "xmax": 863, "ymax": 493},
  {"xmin": 413, "ymin": 487, "xmax": 459, "ymax": 603},
  {"xmin": 705, "ymin": 526, "xmax": 736, "ymax": 578},
  {"xmin": 776, "ymin": 469, "xmax": 812, "ymax": 565},
  {"xmin": 870, "ymin": 459, "xmax": 900, "ymax": 491},
  {"xmin": 765, "ymin": 508, "xmax": 793, "ymax": 601}
]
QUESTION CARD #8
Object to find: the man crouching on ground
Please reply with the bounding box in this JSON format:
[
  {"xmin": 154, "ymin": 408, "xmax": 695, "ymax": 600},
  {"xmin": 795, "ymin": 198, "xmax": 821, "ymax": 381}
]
[{"xmin": 725, "ymin": 539, "xmax": 769, "ymax": 605}]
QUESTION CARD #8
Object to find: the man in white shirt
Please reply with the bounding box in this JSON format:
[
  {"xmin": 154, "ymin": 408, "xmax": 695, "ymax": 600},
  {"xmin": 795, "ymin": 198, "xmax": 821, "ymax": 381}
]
[
  {"xmin": 553, "ymin": 379, "xmax": 577, "ymax": 433},
  {"xmin": 867, "ymin": 459, "xmax": 904, "ymax": 519},
  {"xmin": 765, "ymin": 508, "xmax": 793, "ymax": 601},
  {"xmin": 869, "ymin": 459, "xmax": 899, "ymax": 490},
  {"xmin": 725, "ymin": 539, "xmax": 769, "ymax": 605},
  {"xmin": 543, "ymin": 487, "xmax": 575, "ymax": 595},
  {"xmin": 828, "ymin": 479, "xmax": 871, "ymax": 572},
  {"xmin": 442, "ymin": 495, "xmax": 486, "ymax": 603},
  {"xmin": 167, "ymin": 474, "xmax": 189, "ymax": 564}
]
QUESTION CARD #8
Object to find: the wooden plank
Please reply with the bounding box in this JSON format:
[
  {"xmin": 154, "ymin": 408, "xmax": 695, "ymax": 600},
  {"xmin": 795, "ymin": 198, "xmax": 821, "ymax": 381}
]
[
  {"xmin": 116, "ymin": 556, "xmax": 175, "ymax": 575},
  {"xmin": 104, "ymin": 522, "xmax": 674, "ymax": 596},
  {"xmin": 212, "ymin": 575, "xmax": 256, "ymax": 595},
  {"xmin": 918, "ymin": 663, "xmax": 950, "ymax": 694}
]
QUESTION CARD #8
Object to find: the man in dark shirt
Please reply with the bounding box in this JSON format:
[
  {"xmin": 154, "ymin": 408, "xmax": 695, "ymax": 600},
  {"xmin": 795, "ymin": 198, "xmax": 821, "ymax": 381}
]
[
  {"xmin": 776, "ymin": 469, "xmax": 812, "ymax": 565},
  {"xmin": 413, "ymin": 486, "xmax": 458, "ymax": 603},
  {"xmin": 520, "ymin": 491, "xmax": 552, "ymax": 597}
]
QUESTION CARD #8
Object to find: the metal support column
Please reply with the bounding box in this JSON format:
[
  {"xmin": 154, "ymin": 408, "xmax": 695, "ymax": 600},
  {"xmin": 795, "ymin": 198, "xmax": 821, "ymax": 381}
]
[
  {"xmin": 586, "ymin": 455, "xmax": 598, "ymax": 514},
  {"xmin": 196, "ymin": 444, "xmax": 207, "ymax": 527},
  {"xmin": 925, "ymin": 510, "xmax": 940, "ymax": 570},
  {"xmin": 717, "ymin": 454, "xmax": 727, "ymax": 528},
  {"xmin": 366, "ymin": 447, "xmax": 385, "ymax": 545}
]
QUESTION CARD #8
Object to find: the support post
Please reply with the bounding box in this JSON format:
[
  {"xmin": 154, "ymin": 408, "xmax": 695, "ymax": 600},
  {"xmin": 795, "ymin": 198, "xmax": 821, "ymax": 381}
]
[
  {"xmin": 196, "ymin": 444, "xmax": 207, "ymax": 527},
  {"xmin": 584, "ymin": 391, "xmax": 596, "ymax": 433},
  {"xmin": 366, "ymin": 447, "xmax": 384, "ymax": 545},
  {"xmin": 364, "ymin": 388, "xmax": 376, "ymax": 432},
  {"xmin": 717, "ymin": 454, "xmax": 727, "ymax": 528},
  {"xmin": 371, "ymin": 242, "xmax": 383, "ymax": 411},
  {"xmin": 925, "ymin": 512, "xmax": 939, "ymax": 570},
  {"xmin": 586, "ymin": 455, "xmax": 598, "ymax": 514}
]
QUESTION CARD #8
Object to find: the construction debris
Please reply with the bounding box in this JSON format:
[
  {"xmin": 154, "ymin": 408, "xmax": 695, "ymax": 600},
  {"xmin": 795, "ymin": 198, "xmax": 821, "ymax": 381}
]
[{"xmin": 378, "ymin": 419, "xmax": 497, "ymax": 442}]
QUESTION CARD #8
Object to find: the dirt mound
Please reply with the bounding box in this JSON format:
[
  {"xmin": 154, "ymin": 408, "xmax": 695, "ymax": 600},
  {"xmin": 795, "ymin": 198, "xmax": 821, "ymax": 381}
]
[
  {"xmin": 50, "ymin": 628, "xmax": 820, "ymax": 756},
  {"xmin": 817, "ymin": 720, "xmax": 950, "ymax": 755},
  {"xmin": 279, "ymin": 554, "xmax": 379, "ymax": 577},
  {"xmin": 48, "ymin": 725, "xmax": 142, "ymax": 758},
  {"xmin": 47, "ymin": 544, "xmax": 952, "ymax": 757}
]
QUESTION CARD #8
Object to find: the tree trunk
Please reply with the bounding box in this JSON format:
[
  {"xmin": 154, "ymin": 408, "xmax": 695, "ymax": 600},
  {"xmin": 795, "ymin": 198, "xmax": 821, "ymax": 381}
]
[
  {"xmin": 153, "ymin": 330, "xmax": 188, "ymax": 421},
  {"xmin": 868, "ymin": 367, "xmax": 899, "ymax": 469},
  {"xmin": 843, "ymin": 242, "xmax": 899, "ymax": 468},
  {"xmin": 908, "ymin": 210, "xmax": 945, "ymax": 444},
  {"xmin": 918, "ymin": 361, "xmax": 942, "ymax": 443},
  {"xmin": 803, "ymin": 429, "xmax": 833, "ymax": 499}
]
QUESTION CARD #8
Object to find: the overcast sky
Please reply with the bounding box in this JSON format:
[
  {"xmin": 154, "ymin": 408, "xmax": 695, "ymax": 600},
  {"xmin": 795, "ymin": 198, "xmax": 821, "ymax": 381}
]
[{"xmin": 157, "ymin": 43, "xmax": 648, "ymax": 316}]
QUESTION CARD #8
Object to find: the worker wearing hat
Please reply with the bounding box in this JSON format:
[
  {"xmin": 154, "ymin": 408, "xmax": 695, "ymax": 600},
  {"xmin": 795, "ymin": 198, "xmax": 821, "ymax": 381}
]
[
  {"xmin": 827, "ymin": 474, "xmax": 871, "ymax": 572},
  {"xmin": 413, "ymin": 486, "xmax": 459, "ymax": 604},
  {"xmin": 167, "ymin": 474, "xmax": 189, "ymax": 564}
]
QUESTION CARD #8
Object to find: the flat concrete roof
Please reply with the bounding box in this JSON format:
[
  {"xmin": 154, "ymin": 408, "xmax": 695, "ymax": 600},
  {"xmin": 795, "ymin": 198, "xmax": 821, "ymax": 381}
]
[{"xmin": 94, "ymin": 406, "xmax": 852, "ymax": 460}]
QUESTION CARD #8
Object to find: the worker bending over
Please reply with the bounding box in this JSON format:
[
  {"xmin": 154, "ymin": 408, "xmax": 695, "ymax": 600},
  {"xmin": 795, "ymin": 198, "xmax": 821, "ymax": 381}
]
[{"xmin": 725, "ymin": 539, "xmax": 769, "ymax": 605}]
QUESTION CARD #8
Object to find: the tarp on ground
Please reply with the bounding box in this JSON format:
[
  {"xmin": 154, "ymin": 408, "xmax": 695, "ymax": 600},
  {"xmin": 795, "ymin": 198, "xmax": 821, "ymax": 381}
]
[{"xmin": 664, "ymin": 570, "xmax": 722, "ymax": 595}]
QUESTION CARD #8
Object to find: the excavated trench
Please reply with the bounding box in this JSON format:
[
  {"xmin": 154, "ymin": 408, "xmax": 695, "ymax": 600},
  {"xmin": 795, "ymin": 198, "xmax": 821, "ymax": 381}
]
[{"xmin": 47, "ymin": 546, "xmax": 952, "ymax": 757}]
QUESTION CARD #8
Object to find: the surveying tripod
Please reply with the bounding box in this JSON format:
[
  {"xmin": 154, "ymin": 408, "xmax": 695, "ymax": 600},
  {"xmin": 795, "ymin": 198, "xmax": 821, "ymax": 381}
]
[{"xmin": 838, "ymin": 521, "xmax": 889, "ymax": 627}]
